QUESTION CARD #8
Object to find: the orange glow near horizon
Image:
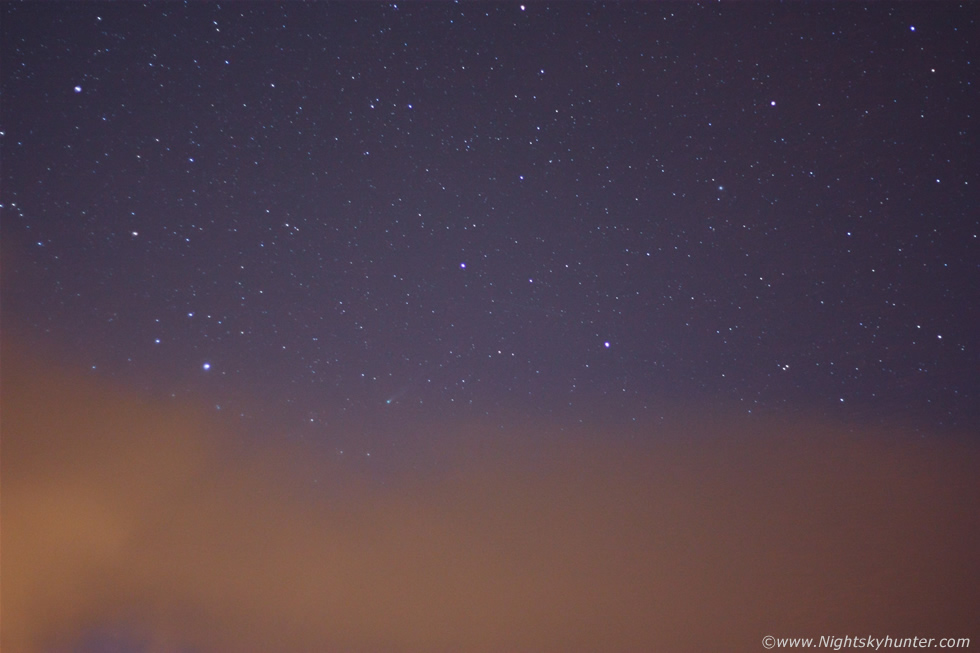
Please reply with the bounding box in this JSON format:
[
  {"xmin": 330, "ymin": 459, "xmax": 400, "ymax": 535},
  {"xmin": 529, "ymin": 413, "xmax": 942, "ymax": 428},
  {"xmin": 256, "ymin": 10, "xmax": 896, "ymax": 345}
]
[{"xmin": 3, "ymin": 349, "xmax": 978, "ymax": 652}]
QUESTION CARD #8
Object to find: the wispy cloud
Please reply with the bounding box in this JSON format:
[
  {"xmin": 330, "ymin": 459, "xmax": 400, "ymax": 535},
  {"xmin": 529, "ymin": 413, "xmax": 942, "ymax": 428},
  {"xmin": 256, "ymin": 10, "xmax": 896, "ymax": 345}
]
[{"xmin": 4, "ymin": 347, "xmax": 978, "ymax": 652}]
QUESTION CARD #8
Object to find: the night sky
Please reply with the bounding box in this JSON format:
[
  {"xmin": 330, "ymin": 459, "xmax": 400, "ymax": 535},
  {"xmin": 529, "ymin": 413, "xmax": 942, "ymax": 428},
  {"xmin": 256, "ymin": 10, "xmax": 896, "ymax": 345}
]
[{"xmin": 2, "ymin": 3, "xmax": 979, "ymax": 652}]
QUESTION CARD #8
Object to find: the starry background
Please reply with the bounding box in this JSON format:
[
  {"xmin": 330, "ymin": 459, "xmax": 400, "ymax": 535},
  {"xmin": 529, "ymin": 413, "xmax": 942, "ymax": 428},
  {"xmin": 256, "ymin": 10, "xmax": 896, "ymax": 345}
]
[
  {"xmin": 3, "ymin": 2, "xmax": 978, "ymax": 436},
  {"xmin": 2, "ymin": 3, "xmax": 979, "ymax": 652}
]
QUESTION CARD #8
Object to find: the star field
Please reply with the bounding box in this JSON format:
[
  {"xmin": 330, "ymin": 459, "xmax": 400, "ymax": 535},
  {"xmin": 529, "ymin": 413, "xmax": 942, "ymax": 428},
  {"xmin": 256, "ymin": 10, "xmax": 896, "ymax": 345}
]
[
  {"xmin": 3, "ymin": 4, "xmax": 980, "ymax": 651},
  {"xmin": 3, "ymin": 2, "xmax": 978, "ymax": 440}
]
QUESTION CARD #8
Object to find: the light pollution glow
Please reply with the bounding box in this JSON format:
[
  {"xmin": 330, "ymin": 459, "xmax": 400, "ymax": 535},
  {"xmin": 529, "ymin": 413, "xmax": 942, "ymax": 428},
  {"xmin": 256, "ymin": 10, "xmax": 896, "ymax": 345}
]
[{"xmin": 3, "ymin": 344, "xmax": 978, "ymax": 652}]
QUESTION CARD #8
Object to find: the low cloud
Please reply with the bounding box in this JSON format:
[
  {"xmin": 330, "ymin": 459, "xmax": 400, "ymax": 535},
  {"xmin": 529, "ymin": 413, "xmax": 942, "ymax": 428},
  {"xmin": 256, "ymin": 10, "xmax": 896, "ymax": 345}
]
[{"xmin": 3, "ymin": 346, "xmax": 978, "ymax": 652}]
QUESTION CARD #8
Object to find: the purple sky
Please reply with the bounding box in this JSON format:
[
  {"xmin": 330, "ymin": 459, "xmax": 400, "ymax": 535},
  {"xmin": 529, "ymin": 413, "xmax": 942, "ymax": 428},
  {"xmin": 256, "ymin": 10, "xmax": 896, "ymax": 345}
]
[{"xmin": 2, "ymin": 3, "xmax": 978, "ymax": 650}]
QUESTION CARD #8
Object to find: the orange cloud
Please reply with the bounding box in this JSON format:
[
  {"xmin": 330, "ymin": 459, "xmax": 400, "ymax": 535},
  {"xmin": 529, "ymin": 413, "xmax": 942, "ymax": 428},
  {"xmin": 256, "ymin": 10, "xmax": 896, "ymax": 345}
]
[{"xmin": 3, "ymin": 344, "xmax": 978, "ymax": 651}]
